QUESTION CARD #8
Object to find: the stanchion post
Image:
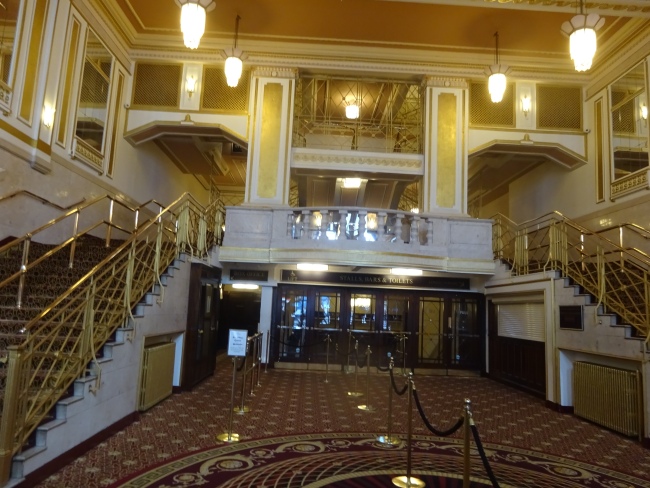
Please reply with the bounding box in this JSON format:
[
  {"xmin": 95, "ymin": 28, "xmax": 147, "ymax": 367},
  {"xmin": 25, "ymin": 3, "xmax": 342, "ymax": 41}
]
[
  {"xmin": 346, "ymin": 330, "xmax": 352, "ymax": 373},
  {"xmin": 265, "ymin": 329, "xmax": 271, "ymax": 373},
  {"xmin": 463, "ymin": 398, "xmax": 472, "ymax": 488},
  {"xmin": 256, "ymin": 333, "xmax": 262, "ymax": 386},
  {"xmin": 324, "ymin": 334, "xmax": 331, "ymax": 383},
  {"xmin": 377, "ymin": 356, "xmax": 400, "ymax": 445},
  {"xmin": 234, "ymin": 344, "xmax": 250, "ymax": 414},
  {"xmin": 347, "ymin": 340, "xmax": 362, "ymax": 397},
  {"xmin": 358, "ymin": 345, "xmax": 374, "ymax": 411},
  {"xmin": 392, "ymin": 373, "xmax": 424, "ymax": 488},
  {"xmin": 401, "ymin": 335, "xmax": 408, "ymax": 375},
  {"xmin": 249, "ymin": 336, "xmax": 257, "ymax": 396},
  {"xmin": 216, "ymin": 357, "xmax": 240, "ymax": 442}
]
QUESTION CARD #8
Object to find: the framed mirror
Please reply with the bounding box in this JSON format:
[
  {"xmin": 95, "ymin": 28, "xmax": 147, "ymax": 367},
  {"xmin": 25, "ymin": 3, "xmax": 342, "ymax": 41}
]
[
  {"xmin": 74, "ymin": 29, "xmax": 113, "ymax": 169},
  {"xmin": 0, "ymin": 0, "xmax": 21, "ymax": 111},
  {"xmin": 610, "ymin": 61, "xmax": 648, "ymax": 182}
]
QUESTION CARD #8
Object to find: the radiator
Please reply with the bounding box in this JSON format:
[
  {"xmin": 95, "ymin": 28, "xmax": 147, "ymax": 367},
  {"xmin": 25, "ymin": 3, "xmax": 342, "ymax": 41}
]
[
  {"xmin": 138, "ymin": 342, "xmax": 176, "ymax": 411},
  {"xmin": 573, "ymin": 361, "xmax": 642, "ymax": 437}
]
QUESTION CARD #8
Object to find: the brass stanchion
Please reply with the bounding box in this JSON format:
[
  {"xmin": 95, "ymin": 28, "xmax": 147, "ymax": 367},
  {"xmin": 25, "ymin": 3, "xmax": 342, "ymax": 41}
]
[
  {"xmin": 264, "ymin": 329, "xmax": 271, "ymax": 373},
  {"xmin": 324, "ymin": 334, "xmax": 332, "ymax": 383},
  {"xmin": 234, "ymin": 346, "xmax": 250, "ymax": 414},
  {"xmin": 358, "ymin": 345, "xmax": 374, "ymax": 411},
  {"xmin": 217, "ymin": 357, "xmax": 240, "ymax": 442},
  {"xmin": 463, "ymin": 399, "xmax": 472, "ymax": 488},
  {"xmin": 347, "ymin": 340, "xmax": 362, "ymax": 397},
  {"xmin": 392, "ymin": 373, "xmax": 424, "ymax": 488},
  {"xmin": 249, "ymin": 336, "xmax": 257, "ymax": 396},
  {"xmin": 377, "ymin": 357, "xmax": 400, "ymax": 445},
  {"xmin": 345, "ymin": 330, "xmax": 353, "ymax": 373},
  {"xmin": 256, "ymin": 333, "xmax": 262, "ymax": 386},
  {"xmin": 401, "ymin": 334, "xmax": 408, "ymax": 375}
]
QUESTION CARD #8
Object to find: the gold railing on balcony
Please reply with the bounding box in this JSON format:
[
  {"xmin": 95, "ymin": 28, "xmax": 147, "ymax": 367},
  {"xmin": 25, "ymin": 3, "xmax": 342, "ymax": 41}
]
[
  {"xmin": 0, "ymin": 192, "xmax": 224, "ymax": 483},
  {"xmin": 492, "ymin": 212, "xmax": 650, "ymax": 341}
]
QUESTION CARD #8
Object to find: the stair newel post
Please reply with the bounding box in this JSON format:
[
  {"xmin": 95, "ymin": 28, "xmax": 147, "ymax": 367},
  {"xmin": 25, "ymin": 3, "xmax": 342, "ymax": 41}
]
[
  {"xmin": 124, "ymin": 242, "xmax": 136, "ymax": 327},
  {"xmin": 16, "ymin": 238, "xmax": 30, "ymax": 309},
  {"xmin": 69, "ymin": 210, "xmax": 80, "ymax": 269},
  {"xmin": 106, "ymin": 198, "xmax": 114, "ymax": 247},
  {"xmin": 0, "ymin": 346, "xmax": 29, "ymax": 485}
]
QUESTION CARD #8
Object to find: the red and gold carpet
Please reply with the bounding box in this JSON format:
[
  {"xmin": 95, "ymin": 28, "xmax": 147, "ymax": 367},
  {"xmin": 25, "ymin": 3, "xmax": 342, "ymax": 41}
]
[
  {"xmin": 111, "ymin": 432, "xmax": 649, "ymax": 487},
  {"xmin": 33, "ymin": 359, "xmax": 650, "ymax": 488}
]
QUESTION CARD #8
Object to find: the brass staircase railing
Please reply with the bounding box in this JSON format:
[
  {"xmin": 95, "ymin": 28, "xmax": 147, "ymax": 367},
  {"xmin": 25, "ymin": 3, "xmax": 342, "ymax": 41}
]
[
  {"xmin": 492, "ymin": 212, "xmax": 650, "ymax": 342},
  {"xmin": 0, "ymin": 192, "xmax": 224, "ymax": 483}
]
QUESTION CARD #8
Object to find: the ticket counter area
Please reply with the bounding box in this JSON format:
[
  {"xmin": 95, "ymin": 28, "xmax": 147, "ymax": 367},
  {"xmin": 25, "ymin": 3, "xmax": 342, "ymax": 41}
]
[{"xmin": 273, "ymin": 283, "xmax": 484, "ymax": 372}]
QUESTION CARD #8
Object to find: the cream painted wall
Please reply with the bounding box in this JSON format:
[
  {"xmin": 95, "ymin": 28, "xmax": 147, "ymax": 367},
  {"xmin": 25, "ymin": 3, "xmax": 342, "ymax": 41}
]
[{"xmin": 478, "ymin": 193, "xmax": 509, "ymax": 220}]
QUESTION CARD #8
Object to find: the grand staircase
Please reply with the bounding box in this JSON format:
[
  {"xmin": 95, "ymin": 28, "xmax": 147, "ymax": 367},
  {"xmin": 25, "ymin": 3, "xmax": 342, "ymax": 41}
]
[
  {"xmin": 0, "ymin": 193, "xmax": 223, "ymax": 485},
  {"xmin": 492, "ymin": 211, "xmax": 650, "ymax": 341}
]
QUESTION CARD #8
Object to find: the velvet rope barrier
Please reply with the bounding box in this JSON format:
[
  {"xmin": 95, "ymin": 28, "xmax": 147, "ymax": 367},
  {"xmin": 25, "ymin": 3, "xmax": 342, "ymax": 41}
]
[
  {"xmin": 470, "ymin": 422, "xmax": 501, "ymax": 488},
  {"xmin": 412, "ymin": 389, "xmax": 464, "ymax": 437},
  {"xmin": 389, "ymin": 363, "xmax": 409, "ymax": 396}
]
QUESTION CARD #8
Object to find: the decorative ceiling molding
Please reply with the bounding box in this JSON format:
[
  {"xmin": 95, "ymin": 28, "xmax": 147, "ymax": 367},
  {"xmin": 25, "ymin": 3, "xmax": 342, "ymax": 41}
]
[{"xmin": 292, "ymin": 148, "xmax": 424, "ymax": 175}]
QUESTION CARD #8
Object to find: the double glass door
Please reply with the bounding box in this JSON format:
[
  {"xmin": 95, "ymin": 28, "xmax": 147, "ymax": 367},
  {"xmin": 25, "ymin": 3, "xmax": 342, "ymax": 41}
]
[
  {"xmin": 418, "ymin": 296, "xmax": 480, "ymax": 370},
  {"xmin": 274, "ymin": 285, "xmax": 482, "ymax": 371}
]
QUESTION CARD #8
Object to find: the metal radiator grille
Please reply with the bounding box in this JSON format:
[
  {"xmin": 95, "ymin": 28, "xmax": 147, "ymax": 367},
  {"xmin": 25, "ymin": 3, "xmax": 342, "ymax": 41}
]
[
  {"xmin": 132, "ymin": 63, "xmax": 181, "ymax": 108},
  {"xmin": 573, "ymin": 361, "xmax": 641, "ymax": 437},
  {"xmin": 201, "ymin": 66, "xmax": 250, "ymax": 112},
  {"xmin": 537, "ymin": 85, "xmax": 582, "ymax": 130},
  {"xmin": 139, "ymin": 342, "xmax": 175, "ymax": 411},
  {"xmin": 469, "ymin": 81, "xmax": 515, "ymax": 127}
]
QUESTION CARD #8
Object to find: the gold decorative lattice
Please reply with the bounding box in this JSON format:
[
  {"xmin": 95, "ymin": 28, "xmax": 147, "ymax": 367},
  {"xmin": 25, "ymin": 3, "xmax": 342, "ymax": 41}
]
[
  {"xmin": 469, "ymin": 81, "xmax": 515, "ymax": 127},
  {"xmin": 397, "ymin": 182, "xmax": 420, "ymax": 212},
  {"xmin": 201, "ymin": 67, "xmax": 250, "ymax": 112},
  {"xmin": 132, "ymin": 63, "xmax": 181, "ymax": 108},
  {"xmin": 611, "ymin": 89, "xmax": 636, "ymax": 134},
  {"xmin": 79, "ymin": 60, "xmax": 110, "ymax": 105},
  {"xmin": 537, "ymin": 85, "xmax": 582, "ymax": 130},
  {"xmin": 293, "ymin": 76, "xmax": 423, "ymax": 154}
]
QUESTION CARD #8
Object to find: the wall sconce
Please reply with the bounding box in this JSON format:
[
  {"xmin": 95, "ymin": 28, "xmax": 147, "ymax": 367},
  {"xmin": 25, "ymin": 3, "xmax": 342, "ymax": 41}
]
[
  {"xmin": 42, "ymin": 105, "xmax": 55, "ymax": 128},
  {"xmin": 641, "ymin": 104, "xmax": 648, "ymax": 125},
  {"xmin": 186, "ymin": 75, "xmax": 197, "ymax": 97},
  {"xmin": 521, "ymin": 96, "xmax": 531, "ymax": 117}
]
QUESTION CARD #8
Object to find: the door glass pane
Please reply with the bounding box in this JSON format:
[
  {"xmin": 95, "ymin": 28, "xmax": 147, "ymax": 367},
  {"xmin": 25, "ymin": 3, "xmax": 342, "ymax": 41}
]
[
  {"xmin": 450, "ymin": 298, "xmax": 479, "ymax": 368},
  {"xmin": 419, "ymin": 297, "xmax": 444, "ymax": 365},
  {"xmin": 315, "ymin": 291, "xmax": 340, "ymax": 329},
  {"xmin": 350, "ymin": 293, "xmax": 375, "ymax": 331},
  {"xmin": 278, "ymin": 287, "xmax": 308, "ymax": 360},
  {"xmin": 383, "ymin": 295, "xmax": 407, "ymax": 332}
]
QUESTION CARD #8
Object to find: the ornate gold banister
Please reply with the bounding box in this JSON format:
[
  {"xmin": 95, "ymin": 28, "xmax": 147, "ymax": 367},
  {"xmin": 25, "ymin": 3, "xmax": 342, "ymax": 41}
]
[
  {"xmin": 0, "ymin": 192, "xmax": 224, "ymax": 485},
  {"xmin": 493, "ymin": 212, "xmax": 650, "ymax": 340}
]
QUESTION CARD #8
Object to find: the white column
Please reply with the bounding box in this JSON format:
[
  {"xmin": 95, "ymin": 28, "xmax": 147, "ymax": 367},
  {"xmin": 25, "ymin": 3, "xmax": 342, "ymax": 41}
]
[{"xmin": 259, "ymin": 285, "xmax": 274, "ymax": 364}]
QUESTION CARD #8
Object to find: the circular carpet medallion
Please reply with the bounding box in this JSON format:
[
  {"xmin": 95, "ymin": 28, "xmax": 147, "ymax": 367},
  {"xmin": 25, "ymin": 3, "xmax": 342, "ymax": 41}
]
[{"xmin": 111, "ymin": 433, "xmax": 649, "ymax": 488}]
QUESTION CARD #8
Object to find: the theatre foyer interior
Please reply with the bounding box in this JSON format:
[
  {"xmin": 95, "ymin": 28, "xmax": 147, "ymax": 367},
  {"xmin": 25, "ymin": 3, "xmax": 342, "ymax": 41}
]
[{"xmin": 1, "ymin": 0, "xmax": 650, "ymax": 487}]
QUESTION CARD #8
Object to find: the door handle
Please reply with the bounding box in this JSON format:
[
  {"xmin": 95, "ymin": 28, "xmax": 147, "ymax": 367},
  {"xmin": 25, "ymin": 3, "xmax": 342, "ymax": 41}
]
[{"xmin": 198, "ymin": 330, "xmax": 204, "ymax": 335}]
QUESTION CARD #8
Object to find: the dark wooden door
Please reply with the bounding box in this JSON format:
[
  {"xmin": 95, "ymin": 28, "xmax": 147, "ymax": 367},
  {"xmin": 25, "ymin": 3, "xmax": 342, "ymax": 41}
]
[{"xmin": 182, "ymin": 263, "xmax": 221, "ymax": 389}]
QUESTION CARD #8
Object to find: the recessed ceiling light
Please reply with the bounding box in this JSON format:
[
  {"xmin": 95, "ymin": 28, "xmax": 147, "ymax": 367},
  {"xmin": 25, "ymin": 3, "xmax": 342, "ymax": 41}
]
[
  {"xmin": 297, "ymin": 263, "xmax": 329, "ymax": 271},
  {"xmin": 232, "ymin": 283, "xmax": 259, "ymax": 290},
  {"xmin": 390, "ymin": 268, "xmax": 422, "ymax": 276}
]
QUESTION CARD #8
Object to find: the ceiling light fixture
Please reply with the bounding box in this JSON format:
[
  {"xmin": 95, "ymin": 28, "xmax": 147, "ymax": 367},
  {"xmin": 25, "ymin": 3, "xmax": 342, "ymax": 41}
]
[
  {"xmin": 342, "ymin": 177, "xmax": 361, "ymax": 189},
  {"xmin": 345, "ymin": 103, "xmax": 359, "ymax": 119},
  {"xmin": 176, "ymin": 0, "xmax": 215, "ymax": 50},
  {"xmin": 485, "ymin": 31, "xmax": 509, "ymax": 103},
  {"xmin": 232, "ymin": 283, "xmax": 259, "ymax": 290},
  {"xmin": 297, "ymin": 263, "xmax": 329, "ymax": 271},
  {"xmin": 391, "ymin": 268, "xmax": 423, "ymax": 276},
  {"xmin": 560, "ymin": 0, "xmax": 604, "ymax": 72},
  {"xmin": 224, "ymin": 15, "xmax": 243, "ymax": 88}
]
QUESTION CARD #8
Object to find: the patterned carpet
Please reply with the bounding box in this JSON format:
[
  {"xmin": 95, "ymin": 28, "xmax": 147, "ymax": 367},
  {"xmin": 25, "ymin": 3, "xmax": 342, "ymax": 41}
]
[{"xmin": 32, "ymin": 358, "xmax": 650, "ymax": 488}]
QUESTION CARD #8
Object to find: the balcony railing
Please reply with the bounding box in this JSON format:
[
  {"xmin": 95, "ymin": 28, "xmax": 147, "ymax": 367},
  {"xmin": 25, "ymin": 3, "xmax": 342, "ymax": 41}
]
[{"xmin": 220, "ymin": 207, "xmax": 494, "ymax": 274}]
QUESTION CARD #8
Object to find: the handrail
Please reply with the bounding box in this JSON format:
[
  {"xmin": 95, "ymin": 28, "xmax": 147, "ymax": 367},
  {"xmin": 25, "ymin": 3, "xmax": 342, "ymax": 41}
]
[
  {"xmin": 0, "ymin": 191, "xmax": 225, "ymax": 484},
  {"xmin": 492, "ymin": 211, "xmax": 650, "ymax": 341},
  {"xmin": 0, "ymin": 190, "xmax": 86, "ymax": 211}
]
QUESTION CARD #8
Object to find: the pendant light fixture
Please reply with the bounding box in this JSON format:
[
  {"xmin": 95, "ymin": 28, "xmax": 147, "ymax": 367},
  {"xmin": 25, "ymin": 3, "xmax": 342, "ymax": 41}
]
[
  {"xmin": 485, "ymin": 32, "xmax": 510, "ymax": 103},
  {"xmin": 176, "ymin": 0, "xmax": 215, "ymax": 50},
  {"xmin": 560, "ymin": 0, "xmax": 604, "ymax": 72},
  {"xmin": 224, "ymin": 15, "xmax": 243, "ymax": 88}
]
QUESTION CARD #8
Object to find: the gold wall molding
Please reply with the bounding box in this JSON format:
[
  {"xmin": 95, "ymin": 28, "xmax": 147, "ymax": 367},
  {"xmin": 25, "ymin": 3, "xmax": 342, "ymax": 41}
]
[
  {"xmin": 424, "ymin": 77, "xmax": 468, "ymax": 89},
  {"xmin": 292, "ymin": 149, "xmax": 424, "ymax": 174},
  {"xmin": 252, "ymin": 66, "xmax": 298, "ymax": 79},
  {"xmin": 72, "ymin": 137, "xmax": 104, "ymax": 172},
  {"xmin": 610, "ymin": 169, "xmax": 650, "ymax": 200}
]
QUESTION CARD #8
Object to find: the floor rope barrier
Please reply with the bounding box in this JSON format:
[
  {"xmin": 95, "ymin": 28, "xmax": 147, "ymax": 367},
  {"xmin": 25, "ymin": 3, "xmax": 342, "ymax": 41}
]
[
  {"xmin": 412, "ymin": 389, "xmax": 464, "ymax": 437},
  {"xmin": 470, "ymin": 417, "xmax": 501, "ymax": 488}
]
